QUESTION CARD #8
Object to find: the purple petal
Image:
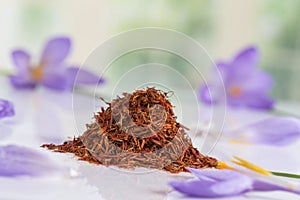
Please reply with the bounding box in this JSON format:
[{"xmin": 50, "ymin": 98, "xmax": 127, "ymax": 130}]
[
  {"xmin": 169, "ymin": 173, "xmax": 252, "ymax": 198},
  {"xmin": 200, "ymin": 46, "xmax": 275, "ymax": 111},
  {"xmin": 169, "ymin": 180, "xmax": 219, "ymax": 197},
  {"xmin": 11, "ymin": 50, "xmax": 31, "ymax": 71},
  {"xmin": 188, "ymin": 169, "xmax": 253, "ymax": 196},
  {"xmin": 230, "ymin": 46, "xmax": 259, "ymax": 78},
  {"xmin": 199, "ymin": 84, "xmax": 214, "ymax": 104},
  {"xmin": 40, "ymin": 37, "xmax": 71, "ymax": 66},
  {"xmin": 0, "ymin": 99, "xmax": 15, "ymax": 118},
  {"xmin": 240, "ymin": 117, "xmax": 300, "ymax": 145},
  {"xmin": 242, "ymin": 95, "xmax": 274, "ymax": 110},
  {"xmin": 199, "ymin": 63, "xmax": 228, "ymax": 105},
  {"xmin": 41, "ymin": 73, "xmax": 69, "ymax": 91},
  {"xmin": 9, "ymin": 75, "xmax": 36, "ymax": 89},
  {"xmin": 210, "ymin": 176, "xmax": 252, "ymax": 197},
  {"xmin": 0, "ymin": 145, "xmax": 65, "ymax": 177},
  {"xmin": 66, "ymin": 66, "xmax": 105, "ymax": 88},
  {"xmin": 226, "ymin": 70, "xmax": 274, "ymax": 109},
  {"xmin": 215, "ymin": 62, "xmax": 230, "ymax": 84},
  {"xmin": 253, "ymin": 180, "xmax": 300, "ymax": 195},
  {"xmin": 227, "ymin": 93, "xmax": 274, "ymax": 110},
  {"xmin": 188, "ymin": 168, "xmax": 246, "ymax": 181},
  {"xmin": 199, "ymin": 83, "xmax": 225, "ymax": 105},
  {"xmin": 238, "ymin": 71, "xmax": 273, "ymax": 94},
  {"xmin": 170, "ymin": 168, "xmax": 300, "ymax": 198},
  {"xmin": 10, "ymin": 50, "xmax": 36, "ymax": 89}
]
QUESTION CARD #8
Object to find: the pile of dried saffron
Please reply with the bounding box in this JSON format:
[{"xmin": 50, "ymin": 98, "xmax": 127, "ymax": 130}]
[{"xmin": 42, "ymin": 88, "xmax": 217, "ymax": 173}]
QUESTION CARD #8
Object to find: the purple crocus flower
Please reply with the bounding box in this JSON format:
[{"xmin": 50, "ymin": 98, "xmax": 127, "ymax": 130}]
[
  {"xmin": 230, "ymin": 116, "xmax": 300, "ymax": 146},
  {"xmin": 169, "ymin": 168, "xmax": 300, "ymax": 198},
  {"xmin": 0, "ymin": 145, "xmax": 66, "ymax": 177},
  {"xmin": 0, "ymin": 99, "xmax": 14, "ymax": 119},
  {"xmin": 10, "ymin": 37, "xmax": 104, "ymax": 91},
  {"xmin": 200, "ymin": 46, "xmax": 274, "ymax": 110}
]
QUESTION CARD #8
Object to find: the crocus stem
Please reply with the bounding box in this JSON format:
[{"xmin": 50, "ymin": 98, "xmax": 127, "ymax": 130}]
[{"xmin": 271, "ymin": 171, "xmax": 300, "ymax": 179}]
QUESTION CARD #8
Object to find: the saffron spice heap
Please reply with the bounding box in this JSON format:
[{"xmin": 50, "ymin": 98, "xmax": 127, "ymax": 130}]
[{"xmin": 42, "ymin": 88, "xmax": 217, "ymax": 173}]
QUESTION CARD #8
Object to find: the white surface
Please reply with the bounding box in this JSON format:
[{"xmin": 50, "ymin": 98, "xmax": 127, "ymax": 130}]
[{"xmin": 0, "ymin": 78, "xmax": 300, "ymax": 200}]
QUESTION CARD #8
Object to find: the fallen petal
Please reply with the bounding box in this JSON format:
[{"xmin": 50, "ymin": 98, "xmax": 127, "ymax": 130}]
[
  {"xmin": 0, "ymin": 99, "xmax": 15, "ymax": 118},
  {"xmin": 169, "ymin": 180, "xmax": 218, "ymax": 198},
  {"xmin": 240, "ymin": 117, "xmax": 300, "ymax": 145},
  {"xmin": 0, "ymin": 145, "xmax": 66, "ymax": 177}
]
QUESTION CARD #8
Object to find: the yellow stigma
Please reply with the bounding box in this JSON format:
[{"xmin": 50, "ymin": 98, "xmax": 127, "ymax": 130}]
[
  {"xmin": 228, "ymin": 86, "xmax": 242, "ymax": 97},
  {"xmin": 217, "ymin": 156, "xmax": 272, "ymax": 176},
  {"xmin": 216, "ymin": 161, "xmax": 236, "ymax": 170},
  {"xmin": 31, "ymin": 64, "xmax": 43, "ymax": 81},
  {"xmin": 231, "ymin": 156, "xmax": 271, "ymax": 176}
]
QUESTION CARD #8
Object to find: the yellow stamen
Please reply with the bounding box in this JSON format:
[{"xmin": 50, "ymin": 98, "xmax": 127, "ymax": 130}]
[
  {"xmin": 231, "ymin": 156, "xmax": 271, "ymax": 176},
  {"xmin": 31, "ymin": 65, "xmax": 43, "ymax": 81},
  {"xmin": 228, "ymin": 86, "xmax": 242, "ymax": 97},
  {"xmin": 218, "ymin": 157, "xmax": 299, "ymax": 193},
  {"xmin": 216, "ymin": 161, "xmax": 236, "ymax": 170}
]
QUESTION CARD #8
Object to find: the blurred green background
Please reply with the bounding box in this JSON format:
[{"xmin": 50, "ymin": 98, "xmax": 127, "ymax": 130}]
[{"xmin": 1, "ymin": 0, "xmax": 300, "ymax": 101}]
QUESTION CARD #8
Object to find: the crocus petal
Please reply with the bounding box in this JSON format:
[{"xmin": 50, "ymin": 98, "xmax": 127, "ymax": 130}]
[
  {"xmin": 227, "ymin": 93, "xmax": 274, "ymax": 110},
  {"xmin": 199, "ymin": 46, "xmax": 274, "ymax": 110},
  {"xmin": 188, "ymin": 168, "xmax": 243, "ymax": 181},
  {"xmin": 10, "ymin": 50, "xmax": 36, "ymax": 89},
  {"xmin": 214, "ymin": 62, "xmax": 230, "ymax": 84},
  {"xmin": 199, "ymin": 84, "xmax": 214, "ymax": 104},
  {"xmin": 9, "ymin": 75, "xmax": 36, "ymax": 89},
  {"xmin": 66, "ymin": 66, "xmax": 105, "ymax": 88},
  {"xmin": 237, "ymin": 117, "xmax": 300, "ymax": 145},
  {"xmin": 170, "ymin": 168, "xmax": 300, "ymax": 198},
  {"xmin": 11, "ymin": 50, "xmax": 31, "ymax": 71},
  {"xmin": 188, "ymin": 168, "xmax": 253, "ymax": 196},
  {"xmin": 226, "ymin": 70, "xmax": 274, "ymax": 109},
  {"xmin": 0, "ymin": 145, "xmax": 65, "ymax": 177},
  {"xmin": 210, "ymin": 176, "xmax": 252, "ymax": 197},
  {"xmin": 169, "ymin": 170, "xmax": 252, "ymax": 198},
  {"xmin": 200, "ymin": 62, "xmax": 228, "ymax": 105},
  {"xmin": 238, "ymin": 71, "xmax": 273, "ymax": 94},
  {"xmin": 0, "ymin": 99, "xmax": 15, "ymax": 118},
  {"xmin": 41, "ymin": 73, "xmax": 69, "ymax": 91},
  {"xmin": 40, "ymin": 37, "xmax": 71, "ymax": 66},
  {"xmin": 169, "ymin": 180, "xmax": 219, "ymax": 197},
  {"xmin": 230, "ymin": 46, "xmax": 259, "ymax": 78},
  {"xmin": 242, "ymin": 95, "xmax": 274, "ymax": 110},
  {"xmin": 253, "ymin": 180, "xmax": 300, "ymax": 194}
]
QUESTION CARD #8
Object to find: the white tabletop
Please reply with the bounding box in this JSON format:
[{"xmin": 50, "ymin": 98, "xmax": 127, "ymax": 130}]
[{"xmin": 0, "ymin": 78, "xmax": 299, "ymax": 200}]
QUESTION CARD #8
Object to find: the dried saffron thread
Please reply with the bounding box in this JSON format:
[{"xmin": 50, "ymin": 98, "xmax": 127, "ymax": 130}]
[{"xmin": 42, "ymin": 88, "xmax": 217, "ymax": 173}]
